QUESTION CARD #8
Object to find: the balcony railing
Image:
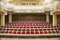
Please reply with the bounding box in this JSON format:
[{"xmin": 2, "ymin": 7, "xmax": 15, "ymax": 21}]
[{"xmin": 0, "ymin": 1, "xmax": 60, "ymax": 13}]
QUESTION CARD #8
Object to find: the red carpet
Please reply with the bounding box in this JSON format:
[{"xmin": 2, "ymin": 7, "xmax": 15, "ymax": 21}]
[{"xmin": 0, "ymin": 20, "xmax": 60, "ymax": 34}]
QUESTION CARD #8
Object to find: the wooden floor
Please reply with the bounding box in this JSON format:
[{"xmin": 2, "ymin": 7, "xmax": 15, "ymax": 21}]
[{"xmin": 0, "ymin": 38, "xmax": 60, "ymax": 40}]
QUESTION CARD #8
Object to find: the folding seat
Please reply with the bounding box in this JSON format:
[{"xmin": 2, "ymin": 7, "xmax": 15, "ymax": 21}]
[
  {"xmin": 41, "ymin": 26, "xmax": 44, "ymax": 28},
  {"xmin": 56, "ymin": 30, "xmax": 59, "ymax": 34},
  {"xmin": 21, "ymin": 31, "xmax": 25, "ymax": 34},
  {"xmin": 30, "ymin": 26, "xmax": 33, "ymax": 28},
  {"xmin": 44, "ymin": 26, "xmax": 47, "ymax": 28},
  {"xmin": 26, "ymin": 24, "xmax": 29, "ymax": 26},
  {"xmin": 17, "ymin": 29, "xmax": 21, "ymax": 31},
  {"xmin": 44, "ymin": 31, "xmax": 48, "ymax": 34},
  {"xmin": 56, "ymin": 30, "xmax": 59, "ymax": 33},
  {"xmin": 51, "ymin": 28, "xmax": 55, "ymax": 31},
  {"xmin": 15, "ymin": 26, "xmax": 19, "ymax": 28},
  {"xmin": 25, "ymin": 31, "xmax": 30, "ymax": 34},
  {"xmin": 47, "ymin": 26, "xmax": 51, "ymax": 28},
  {"xmin": 16, "ymin": 31, "xmax": 21, "ymax": 34},
  {"xmin": 9, "ymin": 26, "xmax": 12, "ymax": 28},
  {"xmin": 43, "ymin": 25, "xmax": 45, "ymax": 28},
  {"xmin": 39, "ymin": 30, "xmax": 44, "ymax": 34},
  {"xmin": 8, "ymin": 30, "xmax": 12, "ymax": 34},
  {"xmin": 0, "ymin": 28, "xmax": 4, "ymax": 33},
  {"xmin": 47, "ymin": 30, "xmax": 52, "ymax": 34},
  {"xmin": 34, "ymin": 26, "xmax": 37, "ymax": 28},
  {"xmin": 43, "ymin": 29, "xmax": 47, "ymax": 34},
  {"xmin": 52, "ymin": 30, "xmax": 56, "ymax": 33},
  {"xmin": 31, "ymin": 31, "xmax": 34, "ymax": 34},
  {"xmin": 34, "ymin": 29, "xmax": 39, "ymax": 34},
  {"xmin": 4, "ymin": 30, "xmax": 8, "ymax": 33},
  {"xmin": 12, "ymin": 26, "xmax": 15, "ymax": 28},
  {"xmin": 6, "ymin": 28, "xmax": 9, "ymax": 31},
  {"xmin": 37, "ymin": 26, "xmax": 41, "ymax": 28},
  {"xmin": 26, "ymin": 26, "xmax": 29, "ymax": 28},
  {"xmin": 23, "ymin": 26, "xmax": 26, "ymax": 28},
  {"xmin": 13, "ymin": 29, "xmax": 18, "ymax": 34},
  {"xmin": 8, "ymin": 29, "xmax": 13, "ymax": 33},
  {"xmin": 30, "ymin": 24, "xmax": 32, "ymax": 26},
  {"xmin": 35, "ymin": 31, "xmax": 39, "ymax": 34},
  {"xmin": 9, "ymin": 24, "xmax": 12, "ymax": 26},
  {"xmin": 14, "ymin": 24, "xmax": 17, "ymax": 26},
  {"xmin": 2, "ymin": 28, "xmax": 6, "ymax": 32},
  {"xmin": 12, "ymin": 31, "xmax": 16, "ymax": 34},
  {"xmin": 17, "ymin": 24, "xmax": 20, "ymax": 27}
]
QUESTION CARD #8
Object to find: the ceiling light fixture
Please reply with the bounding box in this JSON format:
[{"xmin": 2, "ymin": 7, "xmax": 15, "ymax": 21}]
[{"xmin": 44, "ymin": 0, "xmax": 52, "ymax": 4}]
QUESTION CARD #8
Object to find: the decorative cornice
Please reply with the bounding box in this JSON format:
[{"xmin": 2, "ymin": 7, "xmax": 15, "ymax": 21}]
[{"xmin": 0, "ymin": 0, "xmax": 60, "ymax": 13}]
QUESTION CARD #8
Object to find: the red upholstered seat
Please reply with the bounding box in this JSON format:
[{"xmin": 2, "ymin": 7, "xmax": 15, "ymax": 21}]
[{"xmin": 0, "ymin": 20, "xmax": 60, "ymax": 35}]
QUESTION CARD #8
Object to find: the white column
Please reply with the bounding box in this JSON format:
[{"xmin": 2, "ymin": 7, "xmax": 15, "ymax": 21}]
[
  {"xmin": 9, "ymin": 14, "xmax": 12, "ymax": 23},
  {"xmin": 1, "ymin": 14, "xmax": 5, "ymax": 26},
  {"xmin": 53, "ymin": 14, "xmax": 57, "ymax": 26},
  {"xmin": 46, "ymin": 13, "xmax": 49, "ymax": 23},
  {"xmin": 0, "ymin": 15, "xmax": 1, "ymax": 26}
]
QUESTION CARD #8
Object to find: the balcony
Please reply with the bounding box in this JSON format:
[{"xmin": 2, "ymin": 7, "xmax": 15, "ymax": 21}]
[{"xmin": 0, "ymin": 1, "xmax": 60, "ymax": 13}]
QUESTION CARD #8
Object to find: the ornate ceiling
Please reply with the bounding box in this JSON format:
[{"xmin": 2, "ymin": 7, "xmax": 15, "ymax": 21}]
[
  {"xmin": 6, "ymin": 0, "xmax": 43, "ymax": 5},
  {"xmin": 2, "ymin": 0, "xmax": 53, "ymax": 5},
  {"xmin": 0, "ymin": 0, "xmax": 60, "ymax": 13}
]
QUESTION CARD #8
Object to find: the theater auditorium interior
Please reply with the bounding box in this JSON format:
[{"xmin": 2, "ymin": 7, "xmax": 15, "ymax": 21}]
[{"xmin": 0, "ymin": 0, "xmax": 60, "ymax": 40}]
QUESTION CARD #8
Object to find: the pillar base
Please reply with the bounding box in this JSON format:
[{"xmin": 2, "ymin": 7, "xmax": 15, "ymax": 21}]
[{"xmin": 0, "ymin": 26, "xmax": 5, "ymax": 27}]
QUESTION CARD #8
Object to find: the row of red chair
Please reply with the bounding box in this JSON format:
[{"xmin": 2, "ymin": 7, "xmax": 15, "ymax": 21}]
[
  {"xmin": 6, "ymin": 25, "xmax": 51, "ymax": 28},
  {"xmin": 0, "ymin": 28, "xmax": 59, "ymax": 34},
  {"xmin": 6, "ymin": 21, "xmax": 51, "ymax": 28},
  {"xmin": 0, "ymin": 20, "xmax": 60, "ymax": 34}
]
